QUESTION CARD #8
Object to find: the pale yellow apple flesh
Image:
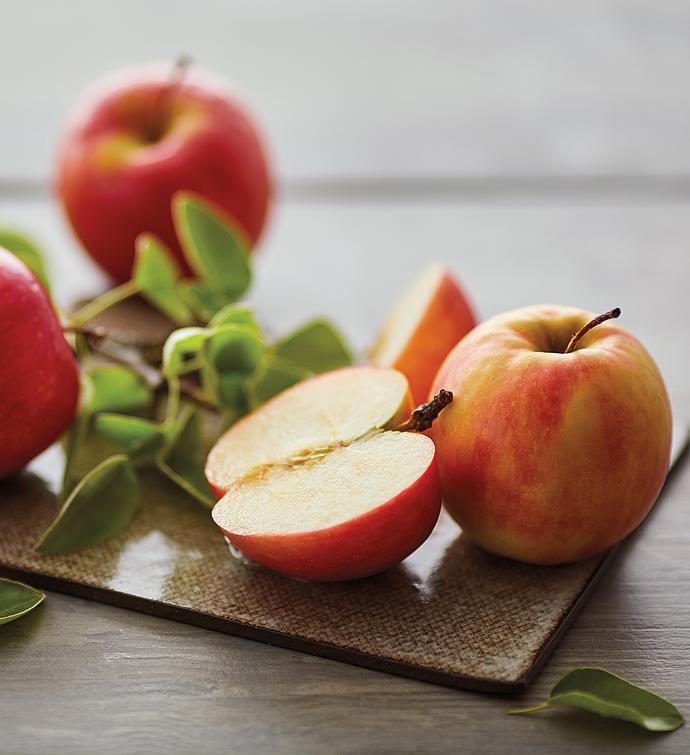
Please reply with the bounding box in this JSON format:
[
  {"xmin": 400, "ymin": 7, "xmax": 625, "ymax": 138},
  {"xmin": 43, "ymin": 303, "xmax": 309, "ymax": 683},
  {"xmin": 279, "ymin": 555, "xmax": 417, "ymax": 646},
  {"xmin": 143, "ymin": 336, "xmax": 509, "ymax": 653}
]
[
  {"xmin": 369, "ymin": 264, "xmax": 476, "ymax": 405},
  {"xmin": 205, "ymin": 365, "xmax": 412, "ymax": 495},
  {"xmin": 371, "ymin": 265, "xmax": 446, "ymax": 366},
  {"xmin": 213, "ymin": 430, "xmax": 435, "ymax": 536}
]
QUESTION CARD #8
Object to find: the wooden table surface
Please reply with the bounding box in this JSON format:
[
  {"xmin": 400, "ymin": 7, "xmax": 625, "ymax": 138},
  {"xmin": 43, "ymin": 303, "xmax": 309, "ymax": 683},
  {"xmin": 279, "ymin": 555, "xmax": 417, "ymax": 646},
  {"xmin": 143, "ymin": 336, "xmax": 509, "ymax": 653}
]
[{"xmin": 2, "ymin": 3, "xmax": 690, "ymax": 753}]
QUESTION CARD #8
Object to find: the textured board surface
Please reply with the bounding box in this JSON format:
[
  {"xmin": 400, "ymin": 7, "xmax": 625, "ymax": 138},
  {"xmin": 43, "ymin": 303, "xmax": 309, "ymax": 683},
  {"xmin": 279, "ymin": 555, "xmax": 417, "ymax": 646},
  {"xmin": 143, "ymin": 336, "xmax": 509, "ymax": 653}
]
[{"xmin": 0, "ymin": 414, "xmax": 685, "ymax": 693}]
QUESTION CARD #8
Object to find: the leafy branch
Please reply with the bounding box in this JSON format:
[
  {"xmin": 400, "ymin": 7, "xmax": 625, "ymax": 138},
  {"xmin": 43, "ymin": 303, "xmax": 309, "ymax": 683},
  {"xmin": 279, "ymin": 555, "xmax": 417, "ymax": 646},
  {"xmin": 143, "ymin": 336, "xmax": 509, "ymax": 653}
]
[{"xmin": 3, "ymin": 192, "xmax": 352, "ymax": 555}]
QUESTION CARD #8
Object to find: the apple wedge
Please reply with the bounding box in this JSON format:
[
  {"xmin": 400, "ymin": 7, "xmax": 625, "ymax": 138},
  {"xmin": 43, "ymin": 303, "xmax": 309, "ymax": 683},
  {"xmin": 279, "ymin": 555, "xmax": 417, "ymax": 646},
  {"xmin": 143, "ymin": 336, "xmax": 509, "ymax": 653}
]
[
  {"xmin": 369, "ymin": 264, "xmax": 476, "ymax": 405},
  {"xmin": 207, "ymin": 366, "xmax": 443, "ymax": 581}
]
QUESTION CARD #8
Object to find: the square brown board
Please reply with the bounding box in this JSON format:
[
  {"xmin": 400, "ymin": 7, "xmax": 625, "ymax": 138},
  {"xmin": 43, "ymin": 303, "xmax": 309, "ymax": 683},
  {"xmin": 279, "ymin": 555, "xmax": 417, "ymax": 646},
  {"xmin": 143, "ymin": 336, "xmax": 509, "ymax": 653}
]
[{"xmin": 0, "ymin": 427, "xmax": 687, "ymax": 695}]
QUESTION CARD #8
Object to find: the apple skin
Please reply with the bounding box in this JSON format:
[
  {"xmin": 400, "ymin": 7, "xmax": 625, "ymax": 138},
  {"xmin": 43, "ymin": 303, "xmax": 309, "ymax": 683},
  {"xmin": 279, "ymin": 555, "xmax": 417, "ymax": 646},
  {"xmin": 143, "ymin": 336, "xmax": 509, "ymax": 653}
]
[
  {"xmin": 430, "ymin": 304, "xmax": 672, "ymax": 565},
  {"xmin": 0, "ymin": 247, "xmax": 80, "ymax": 477},
  {"xmin": 56, "ymin": 64, "xmax": 272, "ymax": 282},
  {"xmin": 401, "ymin": 267, "xmax": 476, "ymax": 405},
  {"xmin": 215, "ymin": 441, "xmax": 442, "ymax": 582},
  {"xmin": 371, "ymin": 265, "xmax": 476, "ymax": 406}
]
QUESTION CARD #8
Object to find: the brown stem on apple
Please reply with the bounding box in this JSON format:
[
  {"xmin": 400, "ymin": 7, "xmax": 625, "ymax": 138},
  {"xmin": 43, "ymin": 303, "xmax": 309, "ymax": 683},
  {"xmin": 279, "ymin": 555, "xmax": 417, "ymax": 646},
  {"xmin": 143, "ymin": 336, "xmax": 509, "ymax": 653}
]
[
  {"xmin": 564, "ymin": 307, "xmax": 621, "ymax": 354},
  {"xmin": 148, "ymin": 55, "xmax": 193, "ymax": 141},
  {"xmin": 395, "ymin": 389, "xmax": 453, "ymax": 432}
]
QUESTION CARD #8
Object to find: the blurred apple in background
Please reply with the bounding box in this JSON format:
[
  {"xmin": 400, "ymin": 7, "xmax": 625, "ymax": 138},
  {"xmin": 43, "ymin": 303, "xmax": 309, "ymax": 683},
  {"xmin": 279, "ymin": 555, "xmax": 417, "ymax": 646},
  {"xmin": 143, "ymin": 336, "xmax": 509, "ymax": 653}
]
[
  {"xmin": 369, "ymin": 264, "xmax": 476, "ymax": 405},
  {"xmin": 56, "ymin": 60, "xmax": 272, "ymax": 282},
  {"xmin": 431, "ymin": 304, "xmax": 672, "ymax": 565},
  {"xmin": 0, "ymin": 247, "xmax": 79, "ymax": 477}
]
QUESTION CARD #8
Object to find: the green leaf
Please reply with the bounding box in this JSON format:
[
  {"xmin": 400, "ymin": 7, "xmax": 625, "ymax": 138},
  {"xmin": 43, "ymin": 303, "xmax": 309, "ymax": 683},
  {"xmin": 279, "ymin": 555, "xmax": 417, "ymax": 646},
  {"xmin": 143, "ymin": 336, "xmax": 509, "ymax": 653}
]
[
  {"xmin": 0, "ymin": 578, "xmax": 45, "ymax": 625},
  {"xmin": 0, "ymin": 229, "xmax": 51, "ymax": 292},
  {"xmin": 217, "ymin": 373, "xmax": 249, "ymax": 414},
  {"xmin": 205, "ymin": 325, "xmax": 265, "ymax": 376},
  {"xmin": 133, "ymin": 234, "xmax": 194, "ymax": 325},
  {"xmin": 35, "ymin": 455, "xmax": 139, "ymax": 554},
  {"xmin": 177, "ymin": 280, "xmax": 231, "ymax": 322},
  {"xmin": 157, "ymin": 406, "xmax": 215, "ymax": 508},
  {"xmin": 173, "ymin": 192, "xmax": 251, "ymax": 300},
  {"xmin": 509, "ymin": 668, "xmax": 685, "ymax": 732},
  {"xmin": 86, "ymin": 365, "xmax": 153, "ymax": 414},
  {"xmin": 246, "ymin": 356, "xmax": 311, "ymax": 409},
  {"xmin": 94, "ymin": 414, "xmax": 168, "ymax": 461},
  {"xmin": 275, "ymin": 318, "xmax": 352, "ymax": 374},
  {"xmin": 197, "ymin": 325, "xmax": 264, "ymax": 414},
  {"xmin": 61, "ymin": 373, "xmax": 94, "ymax": 499},
  {"xmin": 162, "ymin": 327, "xmax": 207, "ymax": 376},
  {"xmin": 209, "ymin": 304, "xmax": 260, "ymax": 334},
  {"xmin": 197, "ymin": 363, "xmax": 244, "ymax": 415}
]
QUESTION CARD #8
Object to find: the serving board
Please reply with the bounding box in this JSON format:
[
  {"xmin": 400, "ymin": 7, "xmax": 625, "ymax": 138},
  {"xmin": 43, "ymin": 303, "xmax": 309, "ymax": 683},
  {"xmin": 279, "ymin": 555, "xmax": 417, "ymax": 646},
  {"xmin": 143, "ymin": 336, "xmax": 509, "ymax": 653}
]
[{"xmin": 0, "ymin": 427, "xmax": 686, "ymax": 694}]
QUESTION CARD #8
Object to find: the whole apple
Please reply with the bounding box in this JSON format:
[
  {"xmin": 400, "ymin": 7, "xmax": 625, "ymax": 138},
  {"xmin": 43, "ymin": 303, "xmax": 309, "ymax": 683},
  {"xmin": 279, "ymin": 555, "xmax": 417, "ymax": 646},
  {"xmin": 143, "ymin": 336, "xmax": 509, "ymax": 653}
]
[
  {"xmin": 56, "ymin": 61, "xmax": 272, "ymax": 282},
  {"xmin": 430, "ymin": 304, "xmax": 672, "ymax": 565},
  {"xmin": 0, "ymin": 247, "xmax": 80, "ymax": 477}
]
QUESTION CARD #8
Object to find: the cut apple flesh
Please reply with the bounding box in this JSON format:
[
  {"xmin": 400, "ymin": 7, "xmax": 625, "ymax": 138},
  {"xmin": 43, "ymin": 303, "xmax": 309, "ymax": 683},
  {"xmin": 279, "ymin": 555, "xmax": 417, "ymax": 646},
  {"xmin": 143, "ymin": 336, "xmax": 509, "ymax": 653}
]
[
  {"xmin": 206, "ymin": 366, "xmax": 442, "ymax": 581},
  {"xmin": 214, "ymin": 431, "xmax": 434, "ymax": 535},
  {"xmin": 205, "ymin": 365, "xmax": 412, "ymax": 496},
  {"xmin": 371, "ymin": 264, "xmax": 446, "ymax": 367},
  {"xmin": 369, "ymin": 264, "xmax": 476, "ymax": 405}
]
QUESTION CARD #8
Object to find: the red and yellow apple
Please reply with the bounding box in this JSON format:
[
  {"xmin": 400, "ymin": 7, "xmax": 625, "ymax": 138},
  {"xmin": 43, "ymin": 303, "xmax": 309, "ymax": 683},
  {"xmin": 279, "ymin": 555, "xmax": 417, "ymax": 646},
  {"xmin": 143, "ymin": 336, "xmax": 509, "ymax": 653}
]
[
  {"xmin": 369, "ymin": 264, "xmax": 476, "ymax": 405},
  {"xmin": 56, "ymin": 62, "xmax": 272, "ymax": 282},
  {"xmin": 206, "ymin": 366, "xmax": 443, "ymax": 581},
  {"xmin": 0, "ymin": 247, "xmax": 80, "ymax": 477},
  {"xmin": 430, "ymin": 304, "xmax": 672, "ymax": 564}
]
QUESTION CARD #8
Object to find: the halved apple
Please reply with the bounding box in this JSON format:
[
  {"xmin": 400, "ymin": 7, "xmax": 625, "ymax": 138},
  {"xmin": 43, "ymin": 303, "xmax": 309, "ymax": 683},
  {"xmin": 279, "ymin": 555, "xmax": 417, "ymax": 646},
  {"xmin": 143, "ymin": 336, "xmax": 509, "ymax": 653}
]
[
  {"xmin": 207, "ymin": 366, "xmax": 442, "ymax": 581},
  {"xmin": 369, "ymin": 264, "xmax": 476, "ymax": 405}
]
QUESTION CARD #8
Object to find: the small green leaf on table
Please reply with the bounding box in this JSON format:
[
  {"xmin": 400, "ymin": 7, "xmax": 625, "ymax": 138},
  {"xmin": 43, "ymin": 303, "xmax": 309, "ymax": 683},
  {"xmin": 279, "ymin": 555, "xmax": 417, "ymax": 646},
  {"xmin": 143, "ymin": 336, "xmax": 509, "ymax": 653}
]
[
  {"xmin": 133, "ymin": 233, "xmax": 193, "ymax": 325},
  {"xmin": 276, "ymin": 318, "xmax": 352, "ymax": 374},
  {"xmin": 86, "ymin": 364, "xmax": 153, "ymax": 414},
  {"xmin": 0, "ymin": 578, "xmax": 45, "ymax": 625},
  {"xmin": 35, "ymin": 455, "xmax": 139, "ymax": 555},
  {"xmin": 94, "ymin": 414, "xmax": 169, "ymax": 461},
  {"xmin": 247, "ymin": 356, "xmax": 311, "ymax": 409},
  {"xmin": 157, "ymin": 406, "xmax": 215, "ymax": 508},
  {"xmin": 173, "ymin": 192, "xmax": 252, "ymax": 300},
  {"xmin": 509, "ymin": 667, "xmax": 685, "ymax": 732},
  {"xmin": 0, "ymin": 229, "xmax": 51, "ymax": 293}
]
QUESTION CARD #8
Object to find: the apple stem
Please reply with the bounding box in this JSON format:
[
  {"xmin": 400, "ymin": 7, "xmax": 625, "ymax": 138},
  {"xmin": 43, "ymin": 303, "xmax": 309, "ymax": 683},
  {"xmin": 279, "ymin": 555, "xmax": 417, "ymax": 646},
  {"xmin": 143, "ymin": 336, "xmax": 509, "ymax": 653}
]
[
  {"xmin": 148, "ymin": 55, "xmax": 192, "ymax": 141},
  {"xmin": 396, "ymin": 390, "xmax": 453, "ymax": 432},
  {"xmin": 564, "ymin": 307, "xmax": 621, "ymax": 354}
]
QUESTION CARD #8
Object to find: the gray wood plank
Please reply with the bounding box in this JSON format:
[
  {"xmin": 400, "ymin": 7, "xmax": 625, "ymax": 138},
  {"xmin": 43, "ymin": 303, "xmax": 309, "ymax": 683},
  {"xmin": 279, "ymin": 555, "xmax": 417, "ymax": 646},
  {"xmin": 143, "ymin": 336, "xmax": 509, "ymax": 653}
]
[
  {"xmin": 2, "ymin": 195, "xmax": 688, "ymax": 406},
  {"xmin": 0, "ymin": 195, "xmax": 689, "ymax": 753},
  {"xmin": 3, "ymin": 1, "xmax": 690, "ymax": 182}
]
